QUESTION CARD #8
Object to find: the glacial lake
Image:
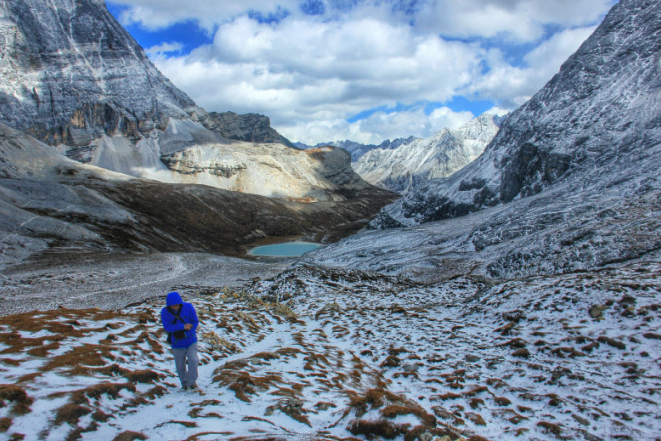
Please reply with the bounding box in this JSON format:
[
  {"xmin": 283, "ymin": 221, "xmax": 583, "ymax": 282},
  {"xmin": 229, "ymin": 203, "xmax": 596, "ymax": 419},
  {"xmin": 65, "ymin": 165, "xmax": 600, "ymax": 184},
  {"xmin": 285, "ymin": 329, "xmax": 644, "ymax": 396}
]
[{"xmin": 248, "ymin": 242, "xmax": 320, "ymax": 257}]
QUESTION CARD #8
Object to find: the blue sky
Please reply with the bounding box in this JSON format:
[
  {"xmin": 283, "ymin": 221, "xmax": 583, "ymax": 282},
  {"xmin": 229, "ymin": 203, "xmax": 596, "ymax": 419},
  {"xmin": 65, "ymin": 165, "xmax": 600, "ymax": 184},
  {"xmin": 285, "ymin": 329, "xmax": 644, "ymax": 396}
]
[{"xmin": 106, "ymin": 0, "xmax": 616, "ymax": 144}]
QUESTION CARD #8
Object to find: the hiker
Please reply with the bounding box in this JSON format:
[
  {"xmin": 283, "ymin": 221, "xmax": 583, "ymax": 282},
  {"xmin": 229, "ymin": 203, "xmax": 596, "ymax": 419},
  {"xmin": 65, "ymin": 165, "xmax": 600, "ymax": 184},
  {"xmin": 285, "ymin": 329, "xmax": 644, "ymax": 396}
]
[{"xmin": 161, "ymin": 291, "xmax": 199, "ymax": 390}]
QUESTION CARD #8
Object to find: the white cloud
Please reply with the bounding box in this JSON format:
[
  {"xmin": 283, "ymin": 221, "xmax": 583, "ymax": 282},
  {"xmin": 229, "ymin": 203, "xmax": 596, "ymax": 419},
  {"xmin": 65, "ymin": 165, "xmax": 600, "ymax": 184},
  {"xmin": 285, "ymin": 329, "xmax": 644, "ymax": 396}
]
[
  {"xmin": 109, "ymin": 0, "xmax": 614, "ymax": 144},
  {"xmin": 466, "ymin": 25, "xmax": 598, "ymax": 107},
  {"xmin": 276, "ymin": 106, "xmax": 474, "ymax": 145},
  {"xmin": 145, "ymin": 41, "xmax": 184, "ymax": 56},
  {"xmin": 110, "ymin": 0, "xmax": 302, "ymax": 31},
  {"xmin": 153, "ymin": 16, "xmax": 484, "ymax": 143},
  {"xmin": 416, "ymin": 0, "xmax": 613, "ymax": 42}
]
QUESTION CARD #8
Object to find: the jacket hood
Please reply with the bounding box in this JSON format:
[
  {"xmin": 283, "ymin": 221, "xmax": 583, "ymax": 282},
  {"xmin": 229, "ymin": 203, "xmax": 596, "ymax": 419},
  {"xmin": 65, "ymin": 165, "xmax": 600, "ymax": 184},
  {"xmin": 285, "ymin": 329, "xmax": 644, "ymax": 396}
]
[{"xmin": 166, "ymin": 291, "xmax": 183, "ymax": 306}]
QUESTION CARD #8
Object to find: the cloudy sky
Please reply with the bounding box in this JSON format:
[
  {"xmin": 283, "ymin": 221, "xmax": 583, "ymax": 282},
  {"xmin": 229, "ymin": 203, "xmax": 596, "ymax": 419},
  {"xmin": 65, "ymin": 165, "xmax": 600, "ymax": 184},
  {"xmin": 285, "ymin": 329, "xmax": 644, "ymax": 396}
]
[{"xmin": 106, "ymin": 0, "xmax": 616, "ymax": 145}]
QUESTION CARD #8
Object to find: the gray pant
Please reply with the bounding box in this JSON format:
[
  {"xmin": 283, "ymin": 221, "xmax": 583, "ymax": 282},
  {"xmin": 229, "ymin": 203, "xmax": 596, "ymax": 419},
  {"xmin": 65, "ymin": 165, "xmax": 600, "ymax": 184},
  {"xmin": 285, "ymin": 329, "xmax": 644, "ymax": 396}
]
[{"xmin": 172, "ymin": 342, "xmax": 199, "ymax": 387}]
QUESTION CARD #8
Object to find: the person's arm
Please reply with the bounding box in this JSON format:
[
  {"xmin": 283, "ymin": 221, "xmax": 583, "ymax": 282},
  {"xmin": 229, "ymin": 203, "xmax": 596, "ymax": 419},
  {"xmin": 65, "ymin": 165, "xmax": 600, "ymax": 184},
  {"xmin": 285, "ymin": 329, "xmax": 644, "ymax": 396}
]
[
  {"xmin": 161, "ymin": 308, "xmax": 186, "ymax": 332},
  {"xmin": 189, "ymin": 305, "xmax": 199, "ymax": 332},
  {"xmin": 182, "ymin": 304, "xmax": 198, "ymax": 331}
]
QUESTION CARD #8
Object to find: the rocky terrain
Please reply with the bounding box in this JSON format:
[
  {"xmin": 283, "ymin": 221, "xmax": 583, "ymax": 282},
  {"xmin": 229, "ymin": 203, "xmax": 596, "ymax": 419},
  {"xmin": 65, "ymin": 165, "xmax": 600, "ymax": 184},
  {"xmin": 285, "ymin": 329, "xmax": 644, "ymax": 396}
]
[
  {"xmin": 373, "ymin": 0, "xmax": 661, "ymax": 227},
  {"xmin": 0, "ymin": 0, "xmax": 384, "ymax": 202},
  {"xmin": 0, "ymin": 0, "xmax": 397, "ymax": 267},
  {"xmin": 1, "ymin": 0, "xmax": 660, "ymax": 440},
  {"xmin": 353, "ymin": 115, "xmax": 500, "ymax": 194},
  {"xmin": 0, "ymin": 258, "xmax": 659, "ymax": 440},
  {"xmin": 0, "ymin": 121, "xmax": 395, "ymax": 267}
]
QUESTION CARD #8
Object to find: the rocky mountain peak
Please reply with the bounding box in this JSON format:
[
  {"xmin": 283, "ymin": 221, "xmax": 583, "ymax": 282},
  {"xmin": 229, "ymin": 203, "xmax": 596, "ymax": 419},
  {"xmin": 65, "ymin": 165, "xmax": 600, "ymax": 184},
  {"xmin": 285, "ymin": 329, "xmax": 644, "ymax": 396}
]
[
  {"xmin": 373, "ymin": 0, "xmax": 661, "ymax": 227},
  {"xmin": 0, "ymin": 0, "xmax": 195, "ymax": 145},
  {"xmin": 0, "ymin": 0, "xmax": 292, "ymax": 147},
  {"xmin": 353, "ymin": 114, "xmax": 501, "ymax": 194}
]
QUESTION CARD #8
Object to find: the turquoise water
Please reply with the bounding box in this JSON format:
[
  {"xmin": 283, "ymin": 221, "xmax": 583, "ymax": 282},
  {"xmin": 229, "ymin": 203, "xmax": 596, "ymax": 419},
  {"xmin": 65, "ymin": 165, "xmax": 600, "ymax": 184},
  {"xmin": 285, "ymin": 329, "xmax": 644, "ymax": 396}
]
[{"xmin": 249, "ymin": 242, "xmax": 320, "ymax": 257}]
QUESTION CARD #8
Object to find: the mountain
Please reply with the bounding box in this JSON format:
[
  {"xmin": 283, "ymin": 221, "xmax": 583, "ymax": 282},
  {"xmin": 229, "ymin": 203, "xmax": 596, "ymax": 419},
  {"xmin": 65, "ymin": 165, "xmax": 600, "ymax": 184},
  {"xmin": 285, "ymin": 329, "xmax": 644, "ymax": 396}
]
[
  {"xmin": 0, "ymin": 121, "xmax": 395, "ymax": 267},
  {"xmin": 373, "ymin": 0, "xmax": 661, "ymax": 228},
  {"xmin": 306, "ymin": 0, "xmax": 661, "ymax": 280},
  {"xmin": 297, "ymin": 137, "xmax": 418, "ymax": 161},
  {"xmin": 353, "ymin": 114, "xmax": 501, "ymax": 193},
  {"xmin": 0, "ymin": 0, "xmax": 382, "ymax": 202},
  {"xmin": 0, "ymin": 0, "xmax": 396, "ymax": 267}
]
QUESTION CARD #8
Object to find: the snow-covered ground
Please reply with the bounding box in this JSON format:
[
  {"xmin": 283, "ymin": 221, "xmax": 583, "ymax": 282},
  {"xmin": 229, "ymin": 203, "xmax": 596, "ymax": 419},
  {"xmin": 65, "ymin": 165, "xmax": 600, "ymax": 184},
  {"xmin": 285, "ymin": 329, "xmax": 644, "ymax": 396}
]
[
  {"xmin": 1, "ymin": 257, "xmax": 659, "ymax": 440},
  {"xmin": 0, "ymin": 253, "xmax": 288, "ymax": 316}
]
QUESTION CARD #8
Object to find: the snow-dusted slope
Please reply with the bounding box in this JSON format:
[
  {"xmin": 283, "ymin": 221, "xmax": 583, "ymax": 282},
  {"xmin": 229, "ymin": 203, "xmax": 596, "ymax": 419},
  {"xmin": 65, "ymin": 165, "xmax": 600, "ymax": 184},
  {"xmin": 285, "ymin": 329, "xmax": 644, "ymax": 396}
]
[
  {"xmin": 301, "ymin": 0, "xmax": 661, "ymax": 280},
  {"xmin": 0, "ymin": 0, "xmax": 379, "ymax": 202},
  {"xmin": 354, "ymin": 114, "xmax": 500, "ymax": 193},
  {"xmin": 1, "ymin": 259, "xmax": 659, "ymax": 440},
  {"xmin": 0, "ymin": 123, "xmax": 395, "ymax": 267},
  {"xmin": 373, "ymin": 0, "xmax": 661, "ymax": 227}
]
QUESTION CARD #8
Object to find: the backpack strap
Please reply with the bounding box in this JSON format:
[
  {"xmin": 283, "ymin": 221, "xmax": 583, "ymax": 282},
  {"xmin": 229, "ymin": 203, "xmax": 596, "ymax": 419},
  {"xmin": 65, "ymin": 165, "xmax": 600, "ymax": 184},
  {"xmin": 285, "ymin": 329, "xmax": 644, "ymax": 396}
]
[{"xmin": 167, "ymin": 306, "xmax": 187, "ymax": 324}]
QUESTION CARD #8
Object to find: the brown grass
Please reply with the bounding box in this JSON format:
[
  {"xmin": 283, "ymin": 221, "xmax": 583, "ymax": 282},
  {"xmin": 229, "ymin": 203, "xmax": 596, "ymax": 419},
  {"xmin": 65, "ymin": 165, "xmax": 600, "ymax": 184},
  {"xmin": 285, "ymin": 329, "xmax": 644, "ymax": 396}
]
[
  {"xmin": 0, "ymin": 385, "xmax": 33, "ymax": 415},
  {"xmin": 213, "ymin": 370, "xmax": 282, "ymax": 402},
  {"xmin": 154, "ymin": 420, "xmax": 198, "ymax": 428},
  {"xmin": 123, "ymin": 369, "xmax": 161, "ymax": 384},
  {"xmin": 54, "ymin": 403, "xmax": 92, "ymax": 426},
  {"xmin": 91, "ymin": 410, "xmax": 112, "ymax": 422},
  {"xmin": 42, "ymin": 344, "xmax": 115, "ymax": 372},
  {"xmin": 0, "ymin": 417, "xmax": 12, "ymax": 432},
  {"xmin": 66, "ymin": 382, "xmax": 136, "ymax": 405},
  {"xmin": 512, "ymin": 348, "xmax": 530, "ymax": 358},
  {"xmin": 537, "ymin": 421, "xmax": 562, "ymax": 436},
  {"xmin": 380, "ymin": 355, "xmax": 401, "ymax": 368},
  {"xmin": 347, "ymin": 418, "xmax": 410, "ymax": 439},
  {"xmin": 381, "ymin": 404, "xmax": 436, "ymax": 426},
  {"xmin": 143, "ymin": 386, "xmax": 167, "ymax": 400},
  {"xmin": 111, "ymin": 431, "xmax": 149, "ymax": 441}
]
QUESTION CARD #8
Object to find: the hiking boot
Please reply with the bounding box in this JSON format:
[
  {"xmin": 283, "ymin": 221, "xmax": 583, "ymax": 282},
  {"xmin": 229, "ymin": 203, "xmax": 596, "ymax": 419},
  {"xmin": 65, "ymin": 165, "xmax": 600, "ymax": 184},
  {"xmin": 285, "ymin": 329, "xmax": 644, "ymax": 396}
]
[
  {"xmin": 189, "ymin": 383, "xmax": 197, "ymax": 390},
  {"xmin": 181, "ymin": 385, "xmax": 188, "ymax": 390}
]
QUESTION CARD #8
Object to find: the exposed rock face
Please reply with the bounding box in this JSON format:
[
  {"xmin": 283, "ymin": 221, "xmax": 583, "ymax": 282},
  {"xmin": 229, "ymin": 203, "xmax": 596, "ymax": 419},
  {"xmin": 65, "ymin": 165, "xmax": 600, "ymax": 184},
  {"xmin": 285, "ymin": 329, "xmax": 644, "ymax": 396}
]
[
  {"xmin": 199, "ymin": 112, "xmax": 294, "ymax": 147},
  {"xmin": 372, "ymin": 0, "xmax": 661, "ymax": 227},
  {"xmin": 0, "ymin": 0, "xmax": 387, "ymax": 203},
  {"xmin": 0, "ymin": 0, "xmax": 292, "ymax": 147},
  {"xmin": 353, "ymin": 114, "xmax": 500, "ymax": 193},
  {"xmin": 303, "ymin": 0, "xmax": 661, "ymax": 280},
  {"xmin": 0, "ymin": 0, "xmax": 194, "ymax": 145},
  {"xmin": 0, "ymin": 122, "xmax": 396, "ymax": 267}
]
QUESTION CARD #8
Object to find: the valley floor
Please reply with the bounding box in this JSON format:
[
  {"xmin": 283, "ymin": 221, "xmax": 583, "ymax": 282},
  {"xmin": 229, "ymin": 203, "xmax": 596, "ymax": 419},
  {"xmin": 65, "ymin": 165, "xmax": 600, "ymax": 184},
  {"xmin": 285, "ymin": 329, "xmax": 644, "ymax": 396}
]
[{"xmin": 1, "ymin": 256, "xmax": 660, "ymax": 440}]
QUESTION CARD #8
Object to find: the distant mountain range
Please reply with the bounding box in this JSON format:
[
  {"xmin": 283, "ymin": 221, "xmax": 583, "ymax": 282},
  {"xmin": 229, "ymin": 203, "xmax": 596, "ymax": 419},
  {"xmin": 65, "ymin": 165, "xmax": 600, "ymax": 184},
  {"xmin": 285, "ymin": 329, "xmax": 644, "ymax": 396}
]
[
  {"xmin": 295, "ymin": 137, "xmax": 418, "ymax": 161},
  {"xmin": 372, "ymin": 0, "xmax": 661, "ymax": 229},
  {"xmin": 0, "ymin": 0, "xmax": 384, "ymax": 203},
  {"xmin": 297, "ymin": 114, "xmax": 503, "ymax": 194},
  {"xmin": 353, "ymin": 114, "xmax": 502, "ymax": 193}
]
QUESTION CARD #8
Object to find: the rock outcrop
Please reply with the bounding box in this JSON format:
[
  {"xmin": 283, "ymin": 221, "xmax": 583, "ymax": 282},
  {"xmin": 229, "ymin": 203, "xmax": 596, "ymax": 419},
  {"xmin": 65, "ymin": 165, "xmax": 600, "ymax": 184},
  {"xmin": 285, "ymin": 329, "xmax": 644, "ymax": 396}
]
[
  {"xmin": 199, "ymin": 111, "xmax": 294, "ymax": 147},
  {"xmin": 304, "ymin": 0, "xmax": 661, "ymax": 280}
]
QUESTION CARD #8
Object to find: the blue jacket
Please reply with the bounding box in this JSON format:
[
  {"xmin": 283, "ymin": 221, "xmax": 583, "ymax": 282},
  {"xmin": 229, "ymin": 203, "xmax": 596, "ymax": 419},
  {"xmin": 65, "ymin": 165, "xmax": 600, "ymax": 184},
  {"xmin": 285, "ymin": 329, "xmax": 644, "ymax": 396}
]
[{"xmin": 161, "ymin": 292, "xmax": 199, "ymax": 348}]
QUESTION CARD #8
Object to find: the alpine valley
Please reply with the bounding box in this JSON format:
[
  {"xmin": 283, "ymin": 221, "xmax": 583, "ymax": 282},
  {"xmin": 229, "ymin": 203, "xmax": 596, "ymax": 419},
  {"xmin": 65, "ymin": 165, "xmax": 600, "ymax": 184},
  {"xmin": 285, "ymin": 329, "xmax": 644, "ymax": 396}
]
[{"xmin": 1, "ymin": 1, "xmax": 660, "ymax": 441}]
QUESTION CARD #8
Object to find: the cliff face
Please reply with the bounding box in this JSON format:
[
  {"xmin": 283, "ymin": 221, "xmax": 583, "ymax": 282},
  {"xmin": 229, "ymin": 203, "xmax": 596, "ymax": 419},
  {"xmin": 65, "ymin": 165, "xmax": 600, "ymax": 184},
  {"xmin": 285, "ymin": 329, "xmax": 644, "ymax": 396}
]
[
  {"xmin": 199, "ymin": 112, "xmax": 295, "ymax": 147},
  {"xmin": 0, "ymin": 0, "xmax": 195, "ymax": 145},
  {"xmin": 373, "ymin": 0, "xmax": 661, "ymax": 227}
]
